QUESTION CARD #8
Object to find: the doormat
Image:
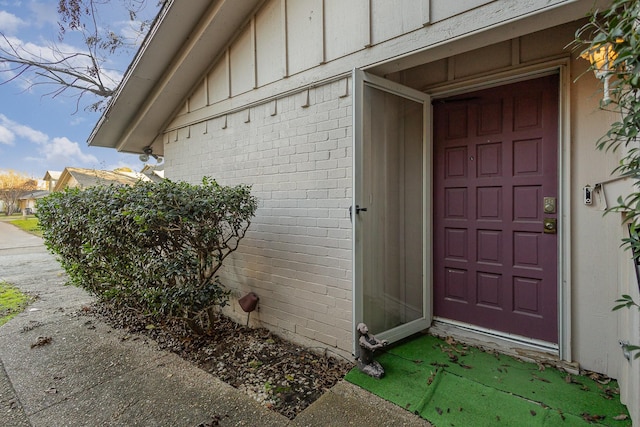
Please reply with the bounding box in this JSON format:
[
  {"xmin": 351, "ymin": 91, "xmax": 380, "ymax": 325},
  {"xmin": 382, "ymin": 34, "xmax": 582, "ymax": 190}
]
[{"xmin": 345, "ymin": 334, "xmax": 631, "ymax": 426}]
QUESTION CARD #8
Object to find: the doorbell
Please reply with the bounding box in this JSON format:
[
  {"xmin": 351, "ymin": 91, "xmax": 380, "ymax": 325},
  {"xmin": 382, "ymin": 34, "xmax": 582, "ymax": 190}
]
[{"xmin": 583, "ymin": 185, "xmax": 592, "ymax": 205}]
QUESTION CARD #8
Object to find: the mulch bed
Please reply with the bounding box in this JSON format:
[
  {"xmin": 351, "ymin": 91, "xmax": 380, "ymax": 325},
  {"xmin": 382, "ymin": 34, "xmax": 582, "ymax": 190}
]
[{"xmin": 92, "ymin": 304, "xmax": 353, "ymax": 420}]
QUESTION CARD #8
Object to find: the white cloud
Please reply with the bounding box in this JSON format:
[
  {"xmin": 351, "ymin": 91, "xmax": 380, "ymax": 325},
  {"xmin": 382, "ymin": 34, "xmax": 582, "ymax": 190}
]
[
  {"xmin": 0, "ymin": 114, "xmax": 98, "ymax": 167},
  {"xmin": 0, "ymin": 113, "xmax": 47, "ymax": 144},
  {"xmin": 0, "ymin": 123, "xmax": 14, "ymax": 145},
  {"xmin": 38, "ymin": 136, "xmax": 98, "ymax": 165},
  {"xmin": 27, "ymin": 1, "xmax": 58, "ymax": 29},
  {"xmin": 0, "ymin": 10, "xmax": 25, "ymax": 34}
]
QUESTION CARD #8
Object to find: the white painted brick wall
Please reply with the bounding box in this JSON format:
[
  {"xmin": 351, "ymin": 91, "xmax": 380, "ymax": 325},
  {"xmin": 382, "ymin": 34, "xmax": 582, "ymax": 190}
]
[{"xmin": 164, "ymin": 79, "xmax": 354, "ymax": 357}]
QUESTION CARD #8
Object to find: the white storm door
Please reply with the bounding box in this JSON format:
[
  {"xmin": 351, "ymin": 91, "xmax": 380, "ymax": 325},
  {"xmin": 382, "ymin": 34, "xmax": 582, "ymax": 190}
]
[{"xmin": 353, "ymin": 69, "xmax": 432, "ymax": 351}]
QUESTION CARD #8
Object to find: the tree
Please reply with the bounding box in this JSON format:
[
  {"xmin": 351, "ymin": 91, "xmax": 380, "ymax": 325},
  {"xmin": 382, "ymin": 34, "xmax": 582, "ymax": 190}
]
[
  {"xmin": 0, "ymin": 0, "xmax": 164, "ymax": 111},
  {"xmin": 574, "ymin": 0, "xmax": 640, "ymax": 359},
  {"xmin": 0, "ymin": 170, "xmax": 38, "ymax": 215}
]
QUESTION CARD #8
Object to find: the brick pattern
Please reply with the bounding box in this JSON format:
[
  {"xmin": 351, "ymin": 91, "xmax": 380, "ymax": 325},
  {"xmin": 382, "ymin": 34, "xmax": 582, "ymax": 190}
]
[{"xmin": 164, "ymin": 79, "xmax": 354, "ymax": 354}]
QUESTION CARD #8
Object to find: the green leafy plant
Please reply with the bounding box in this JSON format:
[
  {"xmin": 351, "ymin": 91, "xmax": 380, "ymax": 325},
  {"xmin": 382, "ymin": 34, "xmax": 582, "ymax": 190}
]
[
  {"xmin": 574, "ymin": 0, "xmax": 640, "ymax": 359},
  {"xmin": 36, "ymin": 178, "xmax": 257, "ymax": 334},
  {"xmin": 613, "ymin": 294, "xmax": 640, "ymax": 312}
]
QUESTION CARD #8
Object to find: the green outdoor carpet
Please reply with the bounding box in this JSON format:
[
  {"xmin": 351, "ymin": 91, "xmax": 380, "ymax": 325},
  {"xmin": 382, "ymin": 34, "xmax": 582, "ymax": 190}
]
[{"xmin": 345, "ymin": 334, "xmax": 631, "ymax": 426}]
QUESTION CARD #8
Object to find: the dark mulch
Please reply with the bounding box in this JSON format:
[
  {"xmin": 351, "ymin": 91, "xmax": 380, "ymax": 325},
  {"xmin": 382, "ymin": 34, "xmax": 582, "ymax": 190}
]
[{"xmin": 92, "ymin": 304, "xmax": 353, "ymax": 420}]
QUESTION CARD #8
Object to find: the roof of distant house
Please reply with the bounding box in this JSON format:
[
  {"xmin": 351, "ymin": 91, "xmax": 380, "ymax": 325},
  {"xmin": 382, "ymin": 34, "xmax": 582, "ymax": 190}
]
[
  {"xmin": 43, "ymin": 171, "xmax": 62, "ymax": 181},
  {"xmin": 18, "ymin": 190, "xmax": 50, "ymax": 200},
  {"xmin": 54, "ymin": 167, "xmax": 149, "ymax": 191}
]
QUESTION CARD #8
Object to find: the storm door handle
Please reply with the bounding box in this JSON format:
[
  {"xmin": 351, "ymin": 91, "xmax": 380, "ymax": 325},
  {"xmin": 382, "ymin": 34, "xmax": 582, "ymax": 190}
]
[
  {"xmin": 355, "ymin": 205, "xmax": 368, "ymax": 214},
  {"xmin": 349, "ymin": 205, "xmax": 368, "ymax": 223}
]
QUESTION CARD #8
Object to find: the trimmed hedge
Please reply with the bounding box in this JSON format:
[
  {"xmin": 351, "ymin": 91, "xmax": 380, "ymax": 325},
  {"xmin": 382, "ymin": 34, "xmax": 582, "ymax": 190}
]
[{"xmin": 37, "ymin": 177, "xmax": 257, "ymax": 332}]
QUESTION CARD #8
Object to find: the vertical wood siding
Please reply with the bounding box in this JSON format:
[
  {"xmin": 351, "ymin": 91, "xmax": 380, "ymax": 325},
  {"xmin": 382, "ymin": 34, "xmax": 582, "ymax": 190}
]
[{"xmin": 183, "ymin": 0, "xmax": 500, "ymax": 110}]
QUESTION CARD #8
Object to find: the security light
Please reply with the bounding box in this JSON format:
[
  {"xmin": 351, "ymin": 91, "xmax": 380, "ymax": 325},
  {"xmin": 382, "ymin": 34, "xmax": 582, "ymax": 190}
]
[{"xmin": 139, "ymin": 146, "xmax": 163, "ymax": 163}]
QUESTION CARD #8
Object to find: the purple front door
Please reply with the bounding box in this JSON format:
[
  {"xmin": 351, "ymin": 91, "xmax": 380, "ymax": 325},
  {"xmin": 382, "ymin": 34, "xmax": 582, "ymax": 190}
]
[{"xmin": 433, "ymin": 75, "xmax": 559, "ymax": 343}]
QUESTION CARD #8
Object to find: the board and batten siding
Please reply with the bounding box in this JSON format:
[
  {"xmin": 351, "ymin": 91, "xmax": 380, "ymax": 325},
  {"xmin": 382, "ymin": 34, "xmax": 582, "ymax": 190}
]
[
  {"xmin": 182, "ymin": 0, "xmax": 495, "ymax": 115},
  {"xmin": 165, "ymin": 79, "xmax": 354, "ymax": 352}
]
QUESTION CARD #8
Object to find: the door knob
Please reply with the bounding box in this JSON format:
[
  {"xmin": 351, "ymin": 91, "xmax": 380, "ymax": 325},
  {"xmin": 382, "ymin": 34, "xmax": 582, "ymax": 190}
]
[{"xmin": 543, "ymin": 218, "xmax": 557, "ymax": 234}]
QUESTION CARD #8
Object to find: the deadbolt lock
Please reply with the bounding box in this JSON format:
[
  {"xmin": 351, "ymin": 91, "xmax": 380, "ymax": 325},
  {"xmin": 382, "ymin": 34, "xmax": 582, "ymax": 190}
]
[
  {"xmin": 544, "ymin": 197, "xmax": 556, "ymax": 214},
  {"xmin": 543, "ymin": 218, "xmax": 557, "ymax": 234}
]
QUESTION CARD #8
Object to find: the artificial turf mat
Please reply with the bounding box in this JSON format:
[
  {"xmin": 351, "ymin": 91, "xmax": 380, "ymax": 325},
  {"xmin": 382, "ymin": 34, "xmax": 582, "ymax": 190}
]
[{"xmin": 345, "ymin": 334, "xmax": 631, "ymax": 426}]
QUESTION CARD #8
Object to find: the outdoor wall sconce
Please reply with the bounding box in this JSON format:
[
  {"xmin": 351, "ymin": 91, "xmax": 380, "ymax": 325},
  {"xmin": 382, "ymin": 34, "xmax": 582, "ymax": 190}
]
[
  {"xmin": 139, "ymin": 146, "xmax": 164, "ymax": 163},
  {"xmin": 581, "ymin": 43, "xmax": 617, "ymax": 102}
]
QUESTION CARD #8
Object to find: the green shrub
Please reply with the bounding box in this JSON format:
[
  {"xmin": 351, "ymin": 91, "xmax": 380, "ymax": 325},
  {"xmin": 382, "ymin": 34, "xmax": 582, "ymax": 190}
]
[{"xmin": 36, "ymin": 178, "xmax": 257, "ymax": 333}]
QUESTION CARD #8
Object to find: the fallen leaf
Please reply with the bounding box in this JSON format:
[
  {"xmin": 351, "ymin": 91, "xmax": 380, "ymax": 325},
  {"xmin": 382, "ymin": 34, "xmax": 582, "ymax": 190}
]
[
  {"xmin": 427, "ymin": 370, "xmax": 436, "ymax": 385},
  {"xmin": 613, "ymin": 414, "xmax": 629, "ymax": 421},
  {"xmin": 581, "ymin": 413, "xmax": 605, "ymax": 422},
  {"xmin": 430, "ymin": 362, "xmax": 449, "ymax": 368},
  {"xmin": 531, "ymin": 374, "xmax": 551, "ymax": 383},
  {"xmin": 30, "ymin": 336, "xmax": 52, "ymax": 348},
  {"xmin": 45, "ymin": 387, "xmax": 57, "ymax": 394},
  {"xmin": 436, "ymin": 407, "xmax": 443, "ymax": 415},
  {"xmin": 530, "ymin": 410, "xmax": 537, "ymax": 416}
]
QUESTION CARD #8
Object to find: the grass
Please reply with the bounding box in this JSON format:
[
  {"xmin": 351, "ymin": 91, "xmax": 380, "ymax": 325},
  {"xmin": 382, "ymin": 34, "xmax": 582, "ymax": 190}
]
[
  {"xmin": 9, "ymin": 217, "xmax": 42, "ymax": 237},
  {"xmin": 0, "ymin": 281, "xmax": 33, "ymax": 327}
]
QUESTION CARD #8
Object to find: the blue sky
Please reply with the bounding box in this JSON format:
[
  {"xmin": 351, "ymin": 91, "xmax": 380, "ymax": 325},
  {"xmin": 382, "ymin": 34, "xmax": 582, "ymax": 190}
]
[{"xmin": 0, "ymin": 0, "xmax": 160, "ymax": 180}]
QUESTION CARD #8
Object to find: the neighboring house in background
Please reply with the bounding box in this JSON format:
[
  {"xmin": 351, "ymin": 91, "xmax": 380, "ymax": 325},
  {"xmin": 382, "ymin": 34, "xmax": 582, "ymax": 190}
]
[
  {"xmin": 140, "ymin": 164, "xmax": 165, "ymax": 183},
  {"xmin": 52, "ymin": 167, "xmax": 150, "ymax": 192},
  {"xmin": 18, "ymin": 190, "xmax": 50, "ymax": 214},
  {"xmin": 88, "ymin": 0, "xmax": 639, "ymax": 422},
  {"xmin": 43, "ymin": 171, "xmax": 62, "ymax": 192}
]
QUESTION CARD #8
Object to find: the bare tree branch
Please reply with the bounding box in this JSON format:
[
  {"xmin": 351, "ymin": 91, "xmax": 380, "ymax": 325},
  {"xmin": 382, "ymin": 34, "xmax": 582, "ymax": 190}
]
[{"xmin": 0, "ymin": 0, "xmax": 163, "ymax": 111}]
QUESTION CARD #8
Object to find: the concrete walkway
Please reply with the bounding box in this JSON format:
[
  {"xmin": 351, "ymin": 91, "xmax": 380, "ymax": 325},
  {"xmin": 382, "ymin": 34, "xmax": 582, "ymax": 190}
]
[{"xmin": 0, "ymin": 220, "xmax": 428, "ymax": 426}]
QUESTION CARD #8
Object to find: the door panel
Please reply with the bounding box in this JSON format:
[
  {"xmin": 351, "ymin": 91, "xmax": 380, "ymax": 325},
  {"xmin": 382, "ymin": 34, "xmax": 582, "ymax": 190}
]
[
  {"xmin": 433, "ymin": 75, "xmax": 559, "ymax": 343},
  {"xmin": 353, "ymin": 70, "xmax": 431, "ymax": 348}
]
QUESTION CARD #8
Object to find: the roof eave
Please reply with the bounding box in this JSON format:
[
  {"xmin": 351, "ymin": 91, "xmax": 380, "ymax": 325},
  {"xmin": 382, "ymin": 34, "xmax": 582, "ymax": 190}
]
[{"xmin": 88, "ymin": 0, "xmax": 263, "ymax": 156}]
